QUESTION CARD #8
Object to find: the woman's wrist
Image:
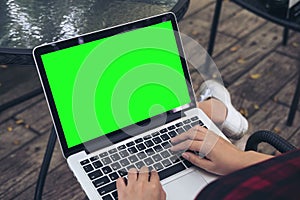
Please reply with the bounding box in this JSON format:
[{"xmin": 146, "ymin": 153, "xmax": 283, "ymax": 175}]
[{"xmin": 241, "ymin": 150, "xmax": 274, "ymax": 168}]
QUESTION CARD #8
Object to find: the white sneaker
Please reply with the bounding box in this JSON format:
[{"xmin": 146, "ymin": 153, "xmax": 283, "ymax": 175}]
[{"xmin": 199, "ymin": 80, "xmax": 248, "ymax": 139}]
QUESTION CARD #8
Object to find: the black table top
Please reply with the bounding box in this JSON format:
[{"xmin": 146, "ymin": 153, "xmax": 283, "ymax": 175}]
[
  {"xmin": 232, "ymin": 0, "xmax": 300, "ymax": 32},
  {"xmin": 0, "ymin": 0, "xmax": 189, "ymax": 50}
]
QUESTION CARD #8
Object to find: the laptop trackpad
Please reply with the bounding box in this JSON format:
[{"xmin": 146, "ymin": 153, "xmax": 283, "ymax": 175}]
[{"xmin": 163, "ymin": 170, "xmax": 207, "ymax": 200}]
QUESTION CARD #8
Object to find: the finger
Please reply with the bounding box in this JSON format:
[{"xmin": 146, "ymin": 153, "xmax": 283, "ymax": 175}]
[
  {"xmin": 160, "ymin": 186, "xmax": 167, "ymax": 200},
  {"xmin": 182, "ymin": 152, "xmax": 214, "ymax": 172},
  {"xmin": 170, "ymin": 126, "xmax": 206, "ymax": 144},
  {"xmin": 138, "ymin": 166, "xmax": 149, "ymax": 182},
  {"xmin": 149, "ymin": 170, "xmax": 160, "ymax": 184},
  {"xmin": 127, "ymin": 168, "xmax": 138, "ymax": 185},
  {"xmin": 170, "ymin": 140, "xmax": 202, "ymax": 152},
  {"xmin": 116, "ymin": 178, "xmax": 126, "ymax": 199}
]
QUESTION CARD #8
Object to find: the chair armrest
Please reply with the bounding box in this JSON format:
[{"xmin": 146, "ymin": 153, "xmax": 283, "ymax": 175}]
[{"xmin": 245, "ymin": 130, "xmax": 297, "ymax": 153}]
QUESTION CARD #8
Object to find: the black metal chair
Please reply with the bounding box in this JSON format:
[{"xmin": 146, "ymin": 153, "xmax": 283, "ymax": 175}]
[
  {"xmin": 245, "ymin": 130, "xmax": 297, "ymax": 153},
  {"xmin": 207, "ymin": 0, "xmax": 300, "ymax": 126}
]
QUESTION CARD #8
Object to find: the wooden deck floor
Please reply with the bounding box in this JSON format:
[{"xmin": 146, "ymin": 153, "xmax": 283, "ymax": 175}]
[{"xmin": 1, "ymin": 0, "xmax": 300, "ymax": 199}]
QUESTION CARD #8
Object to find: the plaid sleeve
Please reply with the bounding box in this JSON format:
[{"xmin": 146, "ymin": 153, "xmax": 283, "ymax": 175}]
[{"xmin": 195, "ymin": 149, "xmax": 300, "ymax": 200}]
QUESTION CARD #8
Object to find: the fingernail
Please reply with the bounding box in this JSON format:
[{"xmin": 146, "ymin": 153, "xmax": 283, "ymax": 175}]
[{"xmin": 182, "ymin": 152, "xmax": 189, "ymax": 160}]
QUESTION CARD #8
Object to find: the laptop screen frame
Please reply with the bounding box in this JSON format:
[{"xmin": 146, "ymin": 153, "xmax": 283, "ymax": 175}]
[{"xmin": 33, "ymin": 12, "xmax": 197, "ymax": 158}]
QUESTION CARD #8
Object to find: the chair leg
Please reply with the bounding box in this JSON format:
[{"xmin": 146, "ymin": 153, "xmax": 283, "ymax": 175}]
[
  {"xmin": 282, "ymin": 27, "xmax": 289, "ymax": 46},
  {"xmin": 207, "ymin": 0, "xmax": 223, "ymax": 56},
  {"xmin": 34, "ymin": 126, "xmax": 57, "ymax": 200},
  {"xmin": 287, "ymin": 72, "xmax": 300, "ymax": 126}
]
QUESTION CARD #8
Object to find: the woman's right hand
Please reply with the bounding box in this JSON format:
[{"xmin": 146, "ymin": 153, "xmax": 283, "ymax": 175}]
[{"xmin": 170, "ymin": 126, "xmax": 273, "ymax": 175}]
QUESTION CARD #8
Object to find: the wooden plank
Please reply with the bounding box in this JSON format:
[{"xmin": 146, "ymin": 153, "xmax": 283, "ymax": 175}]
[
  {"xmin": 276, "ymin": 31, "xmax": 300, "ymax": 59},
  {"xmin": 15, "ymin": 99, "xmax": 53, "ymax": 134},
  {"xmin": 288, "ymin": 129, "xmax": 300, "ymax": 148},
  {"xmin": 274, "ymin": 74, "xmax": 300, "ymax": 111},
  {"xmin": 179, "ymin": 17, "xmax": 237, "ymax": 56},
  {"xmin": 17, "ymin": 163, "xmax": 86, "ymax": 200},
  {"xmin": 218, "ymin": 9, "xmax": 266, "ymax": 39},
  {"xmin": 246, "ymin": 101, "xmax": 300, "ymax": 154},
  {"xmin": 216, "ymin": 23, "xmax": 284, "ymax": 85},
  {"xmin": 184, "ymin": 0, "xmax": 214, "ymax": 19},
  {"xmin": 0, "ymin": 119, "xmax": 37, "ymax": 161},
  {"xmin": 0, "ymin": 65, "xmax": 41, "ymax": 106},
  {"xmin": 0, "ymin": 133, "xmax": 64, "ymax": 199},
  {"xmin": 228, "ymin": 52, "xmax": 298, "ymax": 117},
  {"xmin": 0, "ymin": 94, "xmax": 44, "ymax": 123}
]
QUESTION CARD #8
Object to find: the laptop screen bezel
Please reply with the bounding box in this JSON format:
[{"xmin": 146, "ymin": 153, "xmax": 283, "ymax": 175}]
[{"xmin": 33, "ymin": 12, "xmax": 197, "ymax": 158}]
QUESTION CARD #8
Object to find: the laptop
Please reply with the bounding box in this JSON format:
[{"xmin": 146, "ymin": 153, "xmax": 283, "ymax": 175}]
[{"xmin": 33, "ymin": 12, "xmax": 227, "ymax": 200}]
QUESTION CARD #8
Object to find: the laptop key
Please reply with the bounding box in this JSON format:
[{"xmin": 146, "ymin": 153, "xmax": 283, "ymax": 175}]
[
  {"xmin": 161, "ymin": 150, "xmax": 171, "ymax": 158},
  {"xmin": 126, "ymin": 141, "xmax": 135, "ymax": 147},
  {"xmin": 135, "ymin": 138, "xmax": 143, "ymax": 144},
  {"xmin": 154, "ymin": 145, "xmax": 163, "ymax": 152},
  {"xmin": 80, "ymin": 159, "xmax": 89, "ymax": 165},
  {"xmin": 159, "ymin": 128, "xmax": 168, "ymax": 134},
  {"xmin": 158, "ymin": 163, "xmax": 186, "ymax": 180},
  {"xmin": 120, "ymin": 158, "xmax": 130, "ymax": 167},
  {"xmin": 167, "ymin": 125, "xmax": 176, "ymax": 130},
  {"xmin": 118, "ymin": 169, "xmax": 128, "ymax": 177},
  {"xmin": 111, "ymin": 162, "xmax": 121, "ymax": 170},
  {"xmin": 161, "ymin": 141, "xmax": 171, "ymax": 149},
  {"xmin": 162, "ymin": 159, "xmax": 172, "ymax": 167},
  {"xmin": 102, "ymin": 194, "xmax": 113, "ymax": 200},
  {"xmin": 83, "ymin": 164, "xmax": 93, "ymax": 173},
  {"xmin": 128, "ymin": 155, "xmax": 138, "ymax": 163},
  {"xmin": 93, "ymin": 176, "xmax": 110, "ymax": 188},
  {"xmin": 170, "ymin": 155, "xmax": 180, "ymax": 164},
  {"xmin": 176, "ymin": 128, "xmax": 185, "ymax": 134},
  {"xmin": 183, "ymin": 125, "xmax": 192, "ymax": 131},
  {"xmin": 88, "ymin": 169, "xmax": 103, "ymax": 180},
  {"xmin": 112, "ymin": 190, "xmax": 118, "ymax": 199},
  {"xmin": 144, "ymin": 157, "xmax": 154, "ymax": 165},
  {"xmin": 128, "ymin": 146, "xmax": 138, "ymax": 154},
  {"xmin": 90, "ymin": 156, "xmax": 99, "ymax": 162},
  {"xmin": 144, "ymin": 140, "xmax": 154, "ymax": 147},
  {"xmin": 111, "ymin": 153, "xmax": 121, "ymax": 161},
  {"xmin": 183, "ymin": 159, "xmax": 193, "ymax": 168},
  {"xmin": 127, "ymin": 164, "xmax": 135, "ymax": 171},
  {"xmin": 137, "ymin": 152, "xmax": 147, "ymax": 159},
  {"xmin": 102, "ymin": 166, "xmax": 112, "ymax": 174},
  {"xmin": 161, "ymin": 134, "xmax": 170, "ymax": 141},
  {"xmin": 153, "ymin": 137, "xmax": 162, "ymax": 144},
  {"xmin": 93, "ymin": 161, "xmax": 103, "ymax": 169},
  {"xmin": 175, "ymin": 122, "xmax": 183, "ymax": 127},
  {"xmin": 136, "ymin": 143, "xmax": 146, "ymax": 151},
  {"xmin": 99, "ymin": 152, "xmax": 108, "ymax": 158},
  {"xmin": 153, "ymin": 163, "xmax": 163, "ymax": 171},
  {"xmin": 98, "ymin": 182, "xmax": 116, "ymax": 196},
  {"xmin": 145, "ymin": 148, "xmax": 155, "ymax": 156},
  {"xmin": 135, "ymin": 161, "xmax": 145, "ymax": 169},
  {"xmin": 191, "ymin": 116, "xmax": 199, "ymax": 121},
  {"xmin": 143, "ymin": 135, "xmax": 152, "ymax": 140},
  {"xmin": 183, "ymin": 119, "xmax": 191, "ymax": 124},
  {"xmin": 152, "ymin": 154, "xmax": 162, "ymax": 162},
  {"xmin": 102, "ymin": 157, "xmax": 112, "ymax": 165},
  {"xmin": 117, "ymin": 145, "xmax": 126, "ymax": 151},
  {"xmin": 108, "ymin": 148, "xmax": 117, "ymax": 154},
  {"xmin": 119, "ymin": 150, "xmax": 129, "ymax": 158},
  {"xmin": 109, "ymin": 172, "xmax": 119, "ymax": 181},
  {"xmin": 152, "ymin": 132, "xmax": 159, "ymax": 137},
  {"xmin": 168, "ymin": 131, "xmax": 177, "ymax": 138}
]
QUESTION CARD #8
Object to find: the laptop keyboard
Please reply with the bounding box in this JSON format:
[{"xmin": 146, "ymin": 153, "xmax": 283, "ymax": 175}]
[{"xmin": 80, "ymin": 116, "xmax": 205, "ymax": 200}]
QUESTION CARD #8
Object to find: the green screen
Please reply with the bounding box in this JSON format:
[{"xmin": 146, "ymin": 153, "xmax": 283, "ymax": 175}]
[{"xmin": 41, "ymin": 20, "xmax": 191, "ymax": 148}]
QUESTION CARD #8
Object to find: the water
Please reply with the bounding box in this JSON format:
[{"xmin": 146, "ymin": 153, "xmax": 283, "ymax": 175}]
[{"xmin": 0, "ymin": 0, "xmax": 177, "ymax": 49}]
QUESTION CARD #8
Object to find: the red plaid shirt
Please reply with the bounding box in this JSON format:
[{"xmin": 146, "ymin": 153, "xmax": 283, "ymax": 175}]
[{"xmin": 196, "ymin": 149, "xmax": 300, "ymax": 200}]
